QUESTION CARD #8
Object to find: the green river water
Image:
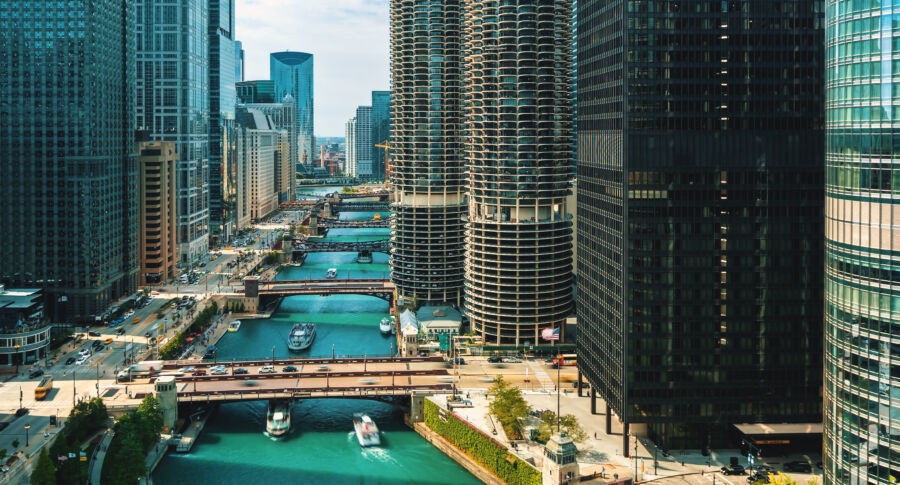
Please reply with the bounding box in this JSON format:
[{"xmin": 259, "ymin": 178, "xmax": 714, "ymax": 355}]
[{"xmin": 153, "ymin": 190, "xmax": 478, "ymax": 484}]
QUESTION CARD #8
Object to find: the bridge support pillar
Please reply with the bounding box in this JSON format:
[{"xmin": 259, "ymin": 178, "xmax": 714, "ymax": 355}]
[
  {"xmin": 409, "ymin": 391, "xmax": 429, "ymax": 423},
  {"xmin": 155, "ymin": 376, "xmax": 178, "ymax": 433},
  {"xmin": 309, "ymin": 216, "xmax": 319, "ymax": 236}
]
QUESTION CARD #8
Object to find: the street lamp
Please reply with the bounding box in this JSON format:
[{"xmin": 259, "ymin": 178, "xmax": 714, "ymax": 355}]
[{"xmin": 24, "ymin": 424, "xmax": 30, "ymax": 446}]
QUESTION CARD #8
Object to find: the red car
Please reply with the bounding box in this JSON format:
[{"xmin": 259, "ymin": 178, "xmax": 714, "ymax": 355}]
[{"xmin": 192, "ymin": 370, "xmax": 207, "ymax": 376}]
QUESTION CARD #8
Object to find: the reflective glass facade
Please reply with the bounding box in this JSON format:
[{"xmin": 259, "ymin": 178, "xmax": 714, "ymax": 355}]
[
  {"xmin": 372, "ymin": 90, "xmax": 390, "ymax": 180},
  {"xmin": 0, "ymin": 0, "xmax": 138, "ymax": 321},
  {"xmin": 824, "ymin": 2, "xmax": 900, "ymax": 483},
  {"xmin": 270, "ymin": 51, "xmax": 314, "ymax": 167},
  {"xmin": 577, "ymin": 0, "xmax": 824, "ymax": 449},
  {"xmin": 209, "ymin": 0, "xmax": 238, "ymax": 241},
  {"xmin": 136, "ymin": 0, "xmax": 210, "ymax": 264}
]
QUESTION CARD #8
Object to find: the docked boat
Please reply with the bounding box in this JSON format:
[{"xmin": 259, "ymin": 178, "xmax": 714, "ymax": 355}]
[
  {"xmin": 325, "ymin": 268, "xmax": 338, "ymax": 279},
  {"xmin": 380, "ymin": 318, "xmax": 392, "ymax": 336},
  {"xmin": 287, "ymin": 322, "xmax": 316, "ymax": 351},
  {"xmin": 390, "ymin": 315, "xmax": 397, "ymax": 334},
  {"xmin": 228, "ymin": 320, "xmax": 241, "ymax": 333},
  {"xmin": 266, "ymin": 400, "xmax": 291, "ymax": 437},
  {"xmin": 357, "ymin": 250, "xmax": 373, "ymax": 264},
  {"xmin": 353, "ymin": 413, "xmax": 381, "ymax": 447}
]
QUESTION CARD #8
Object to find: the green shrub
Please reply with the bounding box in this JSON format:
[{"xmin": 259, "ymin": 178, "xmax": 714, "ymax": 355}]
[{"xmin": 424, "ymin": 399, "xmax": 540, "ymax": 485}]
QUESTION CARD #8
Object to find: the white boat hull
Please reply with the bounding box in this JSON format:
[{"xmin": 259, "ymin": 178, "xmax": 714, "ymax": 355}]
[{"xmin": 353, "ymin": 415, "xmax": 381, "ymax": 447}]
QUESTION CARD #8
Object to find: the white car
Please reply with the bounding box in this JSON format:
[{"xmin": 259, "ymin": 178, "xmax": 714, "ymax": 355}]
[
  {"xmin": 75, "ymin": 356, "xmax": 89, "ymax": 366},
  {"xmin": 210, "ymin": 368, "xmax": 227, "ymax": 375},
  {"xmin": 178, "ymin": 366, "xmax": 195, "ymax": 373},
  {"xmin": 259, "ymin": 366, "xmax": 276, "ymax": 374},
  {"xmin": 501, "ymin": 357, "xmax": 521, "ymax": 363},
  {"xmin": 78, "ymin": 348, "xmax": 91, "ymax": 357}
]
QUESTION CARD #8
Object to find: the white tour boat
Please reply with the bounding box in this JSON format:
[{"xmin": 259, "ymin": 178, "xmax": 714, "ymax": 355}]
[
  {"xmin": 228, "ymin": 320, "xmax": 241, "ymax": 333},
  {"xmin": 287, "ymin": 322, "xmax": 316, "ymax": 351},
  {"xmin": 379, "ymin": 318, "xmax": 392, "ymax": 336},
  {"xmin": 266, "ymin": 400, "xmax": 291, "ymax": 437},
  {"xmin": 353, "ymin": 413, "xmax": 381, "ymax": 447}
]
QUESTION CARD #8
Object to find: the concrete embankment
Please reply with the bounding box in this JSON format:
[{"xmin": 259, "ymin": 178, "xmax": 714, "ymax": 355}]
[{"xmin": 410, "ymin": 420, "xmax": 506, "ymax": 485}]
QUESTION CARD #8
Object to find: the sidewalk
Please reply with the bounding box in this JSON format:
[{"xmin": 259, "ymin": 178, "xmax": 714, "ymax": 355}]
[{"xmin": 88, "ymin": 429, "xmax": 114, "ymax": 485}]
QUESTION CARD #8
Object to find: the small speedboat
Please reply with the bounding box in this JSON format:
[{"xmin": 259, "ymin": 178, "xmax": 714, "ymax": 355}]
[
  {"xmin": 353, "ymin": 413, "xmax": 381, "ymax": 447},
  {"xmin": 228, "ymin": 320, "xmax": 241, "ymax": 332},
  {"xmin": 380, "ymin": 318, "xmax": 392, "ymax": 336},
  {"xmin": 325, "ymin": 268, "xmax": 338, "ymax": 279},
  {"xmin": 287, "ymin": 322, "xmax": 316, "ymax": 351},
  {"xmin": 266, "ymin": 400, "xmax": 291, "ymax": 437}
]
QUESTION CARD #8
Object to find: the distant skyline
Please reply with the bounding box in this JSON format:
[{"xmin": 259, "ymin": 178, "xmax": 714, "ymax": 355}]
[{"xmin": 237, "ymin": 0, "xmax": 389, "ymax": 137}]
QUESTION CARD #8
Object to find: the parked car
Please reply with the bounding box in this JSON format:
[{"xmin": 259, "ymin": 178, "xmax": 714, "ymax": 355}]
[
  {"xmin": 281, "ymin": 366, "xmax": 298, "ymax": 373},
  {"xmin": 721, "ymin": 465, "xmax": 746, "ymax": 476},
  {"xmin": 747, "ymin": 473, "xmax": 769, "ymax": 483},
  {"xmin": 783, "ymin": 461, "xmax": 812, "ymax": 473},
  {"xmin": 259, "ymin": 366, "xmax": 276, "ymax": 374},
  {"xmin": 28, "ymin": 370, "xmax": 43, "ymax": 379},
  {"xmin": 191, "ymin": 370, "xmax": 207, "ymax": 376},
  {"xmin": 754, "ymin": 466, "xmax": 776, "ymax": 474},
  {"xmin": 487, "ymin": 356, "xmax": 502, "ymax": 363},
  {"xmin": 233, "ymin": 368, "xmax": 249, "ymax": 375}
]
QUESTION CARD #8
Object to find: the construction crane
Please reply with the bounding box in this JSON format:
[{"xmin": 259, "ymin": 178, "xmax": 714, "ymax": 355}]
[{"xmin": 374, "ymin": 142, "xmax": 392, "ymax": 184}]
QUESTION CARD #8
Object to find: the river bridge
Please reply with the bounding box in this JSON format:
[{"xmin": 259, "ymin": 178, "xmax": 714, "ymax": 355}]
[
  {"xmin": 292, "ymin": 238, "xmax": 390, "ymax": 256},
  {"xmin": 153, "ymin": 356, "xmax": 450, "ymax": 404},
  {"xmin": 243, "ymin": 277, "xmax": 395, "ymax": 306},
  {"xmin": 334, "ymin": 191, "xmax": 390, "ymax": 200},
  {"xmin": 318, "ymin": 218, "xmax": 390, "ymax": 229},
  {"xmin": 331, "ymin": 201, "xmax": 391, "ymax": 214}
]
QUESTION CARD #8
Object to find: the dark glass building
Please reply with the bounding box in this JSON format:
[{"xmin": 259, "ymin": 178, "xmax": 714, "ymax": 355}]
[
  {"xmin": 371, "ymin": 90, "xmax": 390, "ymax": 180},
  {"xmin": 577, "ymin": 0, "xmax": 825, "ymax": 449},
  {"xmin": 237, "ymin": 80, "xmax": 276, "ymax": 104},
  {"xmin": 0, "ymin": 0, "xmax": 138, "ymax": 321},
  {"xmin": 271, "ymin": 51, "xmax": 314, "ymax": 167},
  {"xmin": 208, "ymin": 0, "xmax": 238, "ymax": 243}
]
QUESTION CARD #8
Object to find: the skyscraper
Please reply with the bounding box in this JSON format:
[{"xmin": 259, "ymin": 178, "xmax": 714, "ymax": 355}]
[
  {"xmin": 345, "ymin": 117, "xmax": 357, "ymax": 177},
  {"xmin": 209, "ymin": 0, "xmax": 238, "ymax": 243},
  {"xmin": 577, "ymin": 0, "xmax": 824, "ymax": 450},
  {"xmin": 463, "ymin": 0, "xmax": 575, "ymax": 344},
  {"xmin": 371, "ymin": 91, "xmax": 391, "ymax": 180},
  {"xmin": 239, "ymin": 99, "xmax": 297, "ymax": 203},
  {"xmin": 235, "ymin": 109, "xmax": 281, "ymax": 222},
  {"xmin": 270, "ymin": 51, "xmax": 314, "ymax": 167},
  {"xmin": 355, "ymin": 106, "xmax": 373, "ymax": 179},
  {"xmin": 136, "ymin": 0, "xmax": 210, "ymax": 265},
  {"xmin": 0, "ymin": 0, "xmax": 138, "ymax": 321},
  {"xmin": 824, "ymin": 2, "xmax": 900, "ymax": 483},
  {"xmin": 236, "ymin": 80, "xmax": 276, "ymax": 104},
  {"xmin": 389, "ymin": 0, "xmax": 465, "ymax": 305}
]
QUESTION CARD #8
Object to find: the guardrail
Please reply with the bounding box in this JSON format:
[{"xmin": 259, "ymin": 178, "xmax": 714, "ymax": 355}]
[
  {"xmin": 176, "ymin": 384, "xmax": 452, "ymax": 402},
  {"xmin": 162, "ymin": 355, "xmax": 443, "ymax": 369}
]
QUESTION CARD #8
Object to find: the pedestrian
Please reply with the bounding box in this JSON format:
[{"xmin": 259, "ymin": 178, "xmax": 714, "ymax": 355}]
[{"xmin": 594, "ymin": 432, "xmax": 597, "ymax": 439}]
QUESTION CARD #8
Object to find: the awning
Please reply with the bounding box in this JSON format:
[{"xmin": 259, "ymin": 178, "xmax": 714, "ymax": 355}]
[{"xmin": 733, "ymin": 423, "xmax": 823, "ymax": 435}]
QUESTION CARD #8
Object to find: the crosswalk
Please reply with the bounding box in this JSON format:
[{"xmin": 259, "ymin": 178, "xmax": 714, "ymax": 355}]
[{"xmin": 527, "ymin": 360, "xmax": 554, "ymax": 390}]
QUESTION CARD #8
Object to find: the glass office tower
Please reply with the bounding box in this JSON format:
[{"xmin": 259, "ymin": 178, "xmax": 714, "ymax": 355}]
[
  {"xmin": 389, "ymin": 0, "xmax": 466, "ymax": 305},
  {"xmin": 270, "ymin": 51, "xmax": 314, "ymax": 168},
  {"xmin": 0, "ymin": 0, "xmax": 138, "ymax": 321},
  {"xmin": 824, "ymin": 2, "xmax": 900, "ymax": 484},
  {"xmin": 577, "ymin": 0, "xmax": 824, "ymax": 449},
  {"xmin": 209, "ymin": 0, "xmax": 238, "ymax": 242},
  {"xmin": 463, "ymin": 0, "xmax": 574, "ymax": 344},
  {"xmin": 136, "ymin": 0, "xmax": 210, "ymax": 265},
  {"xmin": 372, "ymin": 90, "xmax": 391, "ymax": 180}
]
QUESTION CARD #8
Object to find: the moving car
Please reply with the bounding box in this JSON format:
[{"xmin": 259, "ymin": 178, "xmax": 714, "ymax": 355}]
[
  {"xmin": 75, "ymin": 356, "xmax": 89, "ymax": 365},
  {"xmin": 501, "ymin": 357, "xmax": 521, "ymax": 363},
  {"xmin": 88, "ymin": 331, "xmax": 101, "ymax": 337},
  {"xmin": 178, "ymin": 366, "xmax": 195, "ymax": 373},
  {"xmin": 28, "ymin": 370, "xmax": 44, "ymax": 379},
  {"xmin": 282, "ymin": 366, "xmax": 298, "ymax": 373},
  {"xmin": 192, "ymin": 369, "xmax": 207, "ymax": 376},
  {"xmin": 487, "ymin": 356, "xmax": 502, "ymax": 363},
  {"xmin": 65, "ymin": 357, "xmax": 76, "ymax": 366},
  {"xmin": 721, "ymin": 465, "xmax": 746, "ymax": 476},
  {"xmin": 103, "ymin": 337, "xmax": 113, "ymax": 345},
  {"xmin": 259, "ymin": 366, "xmax": 276, "ymax": 374},
  {"xmin": 233, "ymin": 368, "xmax": 249, "ymax": 375},
  {"xmin": 783, "ymin": 461, "xmax": 812, "ymax": 473}
]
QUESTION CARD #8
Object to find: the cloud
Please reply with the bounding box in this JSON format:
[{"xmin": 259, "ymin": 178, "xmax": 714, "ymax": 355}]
[{"xmin": 236, "ymin": 0, "xmax": 389, "ymax": 136}]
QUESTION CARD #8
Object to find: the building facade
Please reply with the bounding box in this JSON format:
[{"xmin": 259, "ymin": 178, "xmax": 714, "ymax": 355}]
[
  {"xmin": 136, "ymin": 0, "xmax": 210, "ymax": 265},
  {"xmin": 240, "ymin": 99, "xmax": 297, "ymax": 202},
  {"xmin": 355, "ymin": 106, "xmax": 374, "ymax": 178},
  {"xmin": 372, "ymin": 90, "xmax": 391, "ymax": 180},
  {"xmin": 137, "ymin": 141, "xmax": 179, "ymax": 286},
  {"xmin": 208, "ymin": 0, "xmax": 238, "ymax": 244},
  {"xmin": 824, "ymin": 1, "xmax": 900, "ymax": 483},
  {"xmin": 237, "ymin": 80, "xmax": 276, "ymax": 104},
  {"xmin": 577, "ymin": 0, "xmax": 825, "ymax": 449},
  {"xmin": 389, "ymin": 0, "xmax": 466, "ymax": 306},
  {"xmin": 463, "ymin": 0, "xmax": 574, "ymax": 344},
  {"xmin": 0, "ymin": 0, "xmax": 138, "ymax": 321},
  {"xmin": 270, "ymin": 51, "xmax": 314, "ymax": 167},
  {"xmin": 0, "ymin": 287, "xmax": 50, "ymax": 366},
  {"xmin": 235, "ymin": 109, "xmax": 280, "ymax": 222},
  {"xmin": 345, "ymin": 117, "xmax": 358, "ymax": 176}
]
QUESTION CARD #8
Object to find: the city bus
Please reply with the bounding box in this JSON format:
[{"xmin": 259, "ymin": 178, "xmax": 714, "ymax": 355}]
[
  {"xmin": 34, "ymin": 375, "xmax": 53, "ymax": 400},
  {"xmin": 552, "ymin": 354, "xmax": 577, "ymax": 367}
]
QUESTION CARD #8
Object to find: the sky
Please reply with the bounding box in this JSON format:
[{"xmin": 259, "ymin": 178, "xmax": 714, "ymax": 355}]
[{"xmin": 237, "ymin": 0, "xmax": 390, "ymax": 137}]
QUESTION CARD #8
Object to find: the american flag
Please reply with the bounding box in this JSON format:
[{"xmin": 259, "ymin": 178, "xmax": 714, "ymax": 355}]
[{"xmin": 541, "ymin": 327, "xmax": 560, "ymax": 341}]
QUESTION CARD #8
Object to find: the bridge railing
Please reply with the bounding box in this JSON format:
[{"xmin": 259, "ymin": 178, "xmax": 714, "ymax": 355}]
[
  {"xmin": 176, "ymin": 384, "xmax": 453, "ymax": 402},
  {"xmin": 162, "ymin": 354, "xmax": 441, "ymax": 368}
]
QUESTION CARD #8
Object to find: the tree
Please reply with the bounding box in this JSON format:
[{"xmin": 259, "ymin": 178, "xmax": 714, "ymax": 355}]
[
  {"xmin": 136, "ymin": 395, "xmax": 164, "ymax": 446},
  {"xmin": 0, "ymin": 448, "xmax": 6, "ymax": 460},
  {"xmin": 30, "ymin": 448, "xmax": 55, "ymax": 485},
  {"xmin": 101, "ymin": 437, "xmax": 146, "ymax": 484},
  {"xmin": 534, "ymin": 411, "xmax": 587, "ymax": 443},
  {"xmin": 487, "ymin": 376, "xmax": 531, "ymax": 440},
  {"xmin": 12, "ymin": 439, "xmax": 19, "ymax": 449}
]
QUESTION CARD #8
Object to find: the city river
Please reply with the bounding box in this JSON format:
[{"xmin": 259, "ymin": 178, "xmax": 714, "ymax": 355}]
[{"xmin": 153, "ymin": 192, "xmax": 479, "ymax": 484}]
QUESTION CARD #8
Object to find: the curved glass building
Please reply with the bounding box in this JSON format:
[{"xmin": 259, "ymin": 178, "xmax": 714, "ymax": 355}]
[
  {"xmin": 389, "ymin": 0, "xmax": 466, "ymax": 305},
  {"xmin": 270, "ymin": 51, "xmax": 314, "ymax": 168},
  {"xmin": 824, "ymin": 2, "xmax": 900, "ymax": 483},
  {"xmin": 463, "ymin": 0, "xmax": 574, "ymax": 344}
]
